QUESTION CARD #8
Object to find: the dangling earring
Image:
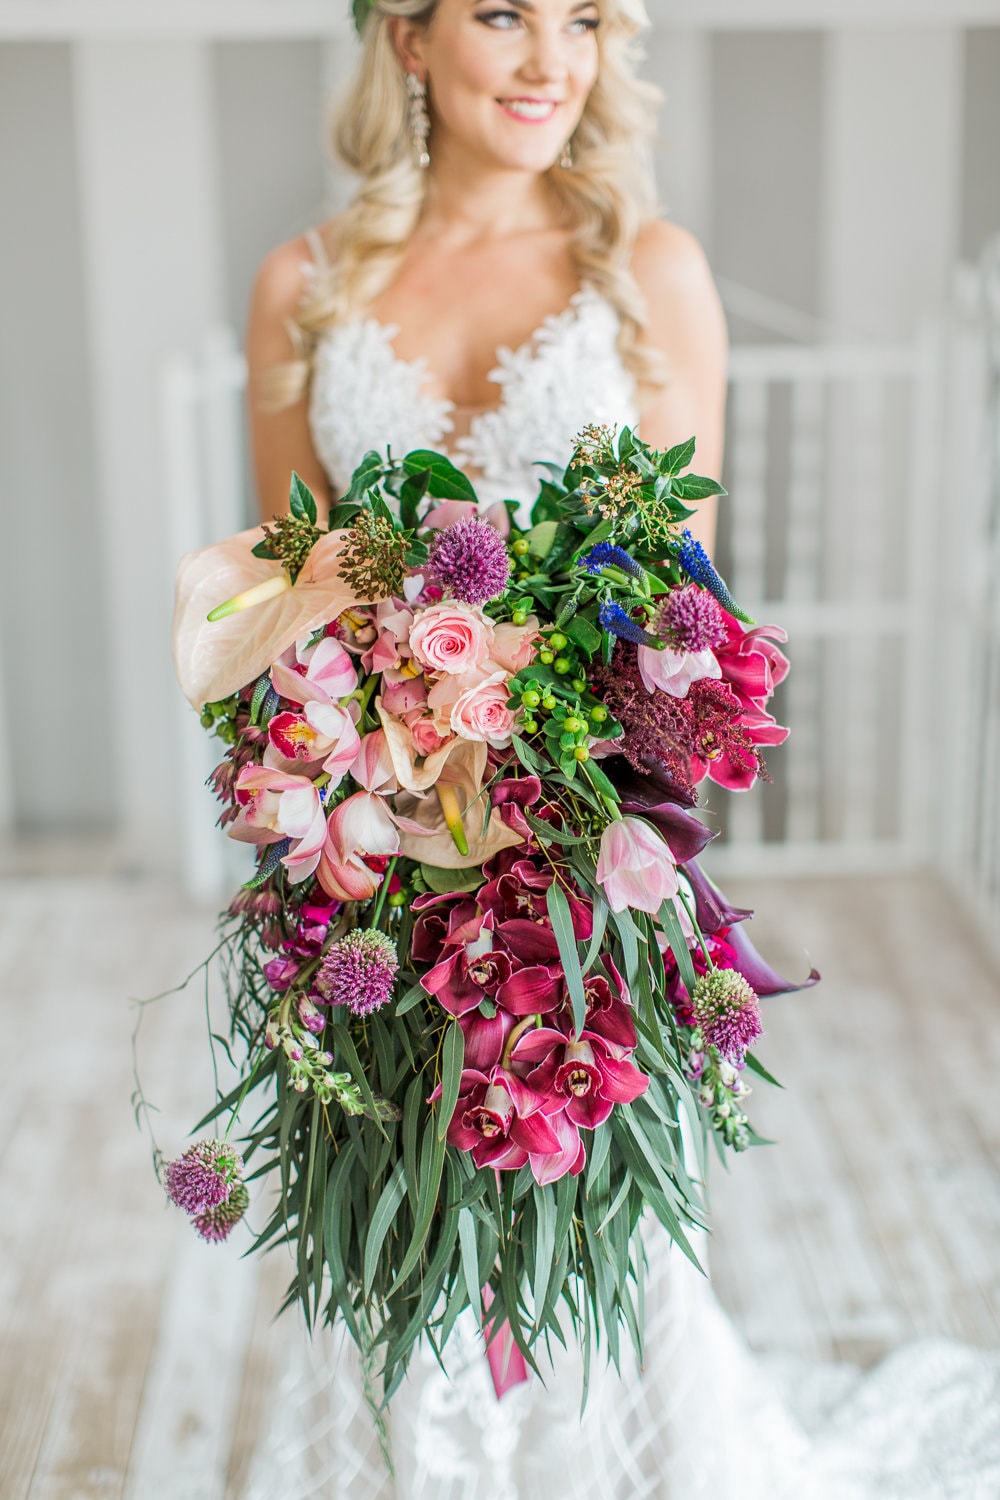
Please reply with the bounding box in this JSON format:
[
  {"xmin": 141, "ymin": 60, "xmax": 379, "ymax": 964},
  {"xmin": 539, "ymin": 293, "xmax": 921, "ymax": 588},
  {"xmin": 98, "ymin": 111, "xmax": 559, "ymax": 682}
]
[
  {"xmin": 406, "ymin": 72, "xmax": 431, "ymax": 170},
  {"xmin": 559, "ymin": 138, "xmax": 574, "ymax": 170}
]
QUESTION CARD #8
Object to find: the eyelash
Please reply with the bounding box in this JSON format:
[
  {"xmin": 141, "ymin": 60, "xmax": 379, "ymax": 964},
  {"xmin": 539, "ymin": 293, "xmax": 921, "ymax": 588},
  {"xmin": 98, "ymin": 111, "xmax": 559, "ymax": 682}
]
[{"xmin": 476, "ymin": 10, "xmax": 600, "ymax": 32}]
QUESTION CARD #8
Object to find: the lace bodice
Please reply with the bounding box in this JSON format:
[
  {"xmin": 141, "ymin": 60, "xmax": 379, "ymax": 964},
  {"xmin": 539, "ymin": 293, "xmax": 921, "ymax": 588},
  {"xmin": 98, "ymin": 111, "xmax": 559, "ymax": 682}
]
[{"xmin": 302, "ymin": 232, "xmax": 638, "ymax": 522}]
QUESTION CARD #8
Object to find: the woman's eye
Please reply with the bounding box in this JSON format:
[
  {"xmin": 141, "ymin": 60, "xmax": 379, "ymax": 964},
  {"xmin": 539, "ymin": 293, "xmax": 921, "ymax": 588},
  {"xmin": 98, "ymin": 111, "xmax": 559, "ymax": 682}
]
[
  {"xmin": 568, "ymin": 15, "xmax": 599, "ymax": 31},
  {"xmin": 477, "ymin": 9, "xmax": 522, "ymax": 27}
]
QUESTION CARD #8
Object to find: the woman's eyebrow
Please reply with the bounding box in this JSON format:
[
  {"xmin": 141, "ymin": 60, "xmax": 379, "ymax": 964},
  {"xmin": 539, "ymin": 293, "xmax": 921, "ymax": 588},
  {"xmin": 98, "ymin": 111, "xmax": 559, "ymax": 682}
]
[{"xmin": 473, "ymin": 0, "xmax": 600, "ymax": 11}]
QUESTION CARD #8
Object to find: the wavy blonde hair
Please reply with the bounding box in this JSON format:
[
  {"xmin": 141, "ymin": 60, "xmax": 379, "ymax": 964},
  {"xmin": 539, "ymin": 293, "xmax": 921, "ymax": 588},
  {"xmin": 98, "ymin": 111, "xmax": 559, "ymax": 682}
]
[{"xmin": 267, "ymin": 0, "xmax": 666, "ymax": 409}]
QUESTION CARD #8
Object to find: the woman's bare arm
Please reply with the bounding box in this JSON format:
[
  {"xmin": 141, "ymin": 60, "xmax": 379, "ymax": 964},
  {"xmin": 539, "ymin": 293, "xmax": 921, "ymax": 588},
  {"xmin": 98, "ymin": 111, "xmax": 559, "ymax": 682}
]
[
  {"xmin": 245, "ymin": 236, "xmax": 333, "ymax": 524},
  {"xmin": 631, "ymin": 220, "xmax": 729, "ymax": 554}
]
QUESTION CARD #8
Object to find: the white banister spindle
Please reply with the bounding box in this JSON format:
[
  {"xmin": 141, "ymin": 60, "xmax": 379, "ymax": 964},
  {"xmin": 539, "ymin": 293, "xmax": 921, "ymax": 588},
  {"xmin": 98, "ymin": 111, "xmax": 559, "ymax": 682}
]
[
  {"xmin": 783, "ymin": 378, "xmax": 825, "ymax": 844},
  {"xmin": 725, "ymin": 378, "xmax": 769, "ymax": 848}
]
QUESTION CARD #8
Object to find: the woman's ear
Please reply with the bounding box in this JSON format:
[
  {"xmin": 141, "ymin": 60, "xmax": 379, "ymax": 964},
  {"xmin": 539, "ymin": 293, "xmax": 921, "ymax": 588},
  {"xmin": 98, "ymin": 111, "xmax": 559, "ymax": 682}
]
[{"xmin": 388, "ymin": 15, "xmax": 428, "ymax": 75}]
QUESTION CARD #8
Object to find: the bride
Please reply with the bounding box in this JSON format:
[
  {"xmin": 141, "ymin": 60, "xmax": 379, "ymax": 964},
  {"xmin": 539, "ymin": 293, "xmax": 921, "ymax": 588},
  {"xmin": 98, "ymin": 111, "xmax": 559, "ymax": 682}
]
[{"xmin": 238, "ymin": 0, "xmax": 1000, "ymax": 1495}]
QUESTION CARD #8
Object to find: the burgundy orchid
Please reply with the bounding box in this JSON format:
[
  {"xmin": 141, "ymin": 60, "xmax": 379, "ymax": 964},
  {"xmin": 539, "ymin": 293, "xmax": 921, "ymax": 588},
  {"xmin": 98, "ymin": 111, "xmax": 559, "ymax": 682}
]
[
  {"xmin": 441, "ymin": 1065, "xmax": 578, "ymax": 1182},
  {"xmin": 513, "ymin": 1028, "xmax": 650, "ymax": 1130}
]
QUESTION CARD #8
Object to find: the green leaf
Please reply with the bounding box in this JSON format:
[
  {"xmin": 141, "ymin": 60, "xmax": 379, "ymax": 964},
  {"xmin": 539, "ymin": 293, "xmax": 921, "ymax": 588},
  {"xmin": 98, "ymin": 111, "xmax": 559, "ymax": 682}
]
[
  {"xmin": 661, "ymin": 436, "xmax": 696, "ymax": 475},
  {"xmin": 582, "ymin": 759, "xmax": 621, "ymax": 806},
  {"xmin": 745, "ymin": 1051, "xmax": 783, "ymax": 1088},
  {"xmin": 288, "ymin": 470, "xmax": 318, "ymax": 524},
  {"xmin": 399, "ymin": 471, "xmax": 429, "ymax": 531},
  {"xmin": 420, "ymin": 862, "xmax": 484, "ymax": 895},
  {"xmin": 395, "ymin": 978, "xmax": 427, "ymax": 1017},
  {"xmin": 511, "ymin": 734, "xmax": 546, "ymax": 776},
  {"xmin": 458, "ymin": 1207, "xmax": 482, "ymax": 1321},
  {"xmin": 436, "ymin": 1022, "xmax": 465, "ymax": 1141},
  {"xmin": 581, "ymin": 892, "xmax": 609, "ymax": 976},
  {"xmin": 658, "ymin": 898, "xmax": 697, "ymax": 996},
  {"xmin": 403, "ymin": 449, "xmax": 477, "ymax": 501},
  {"xmin": 526, "ymin": 520, "xmax": 559, "ymax": 557},
  {"xmin": 531, "ymin": 1186, "xmax": 556, "ymax": 1331},
  {"xmin": 363, "ymin": 1159, "xmax": 407, "ymax": 1296},
  {"xmin": 546, "ymin": 879, "xmax": 587, "ymax": 1036},
  {"xmin": 250, "ymin": 539, "xmax": 276, "ymax": 560},
  {"xmin": 564, "ymin": 615, "xmax": 603, "ymax": 655},
  {"xmin": 673, "ymin": 473, "xmax": 727, "ymax": 501},
  {"xmin": 327, "ymin": 501, "xmax": 360, "ymax": 529},
  {"xmin": 342, "ymin": 449, "xmax": 385, "ymax": 505},
  {"xmin": 393, "ymin": 1117, "xmax": 447, "ymax": 1287}
]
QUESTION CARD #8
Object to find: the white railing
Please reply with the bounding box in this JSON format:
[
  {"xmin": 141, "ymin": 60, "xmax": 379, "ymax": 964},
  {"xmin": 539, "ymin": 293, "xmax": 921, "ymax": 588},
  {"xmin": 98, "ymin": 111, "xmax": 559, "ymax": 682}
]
[
  {"xmin": 935, "ymin": 240, "xmax": 1000, "ymax": 962},
  {"xmin": 705, "ymin": 334, "xmax": 939, "ymax": 876},
  {"xmin": 162, "ymin": 324, "xmax": 255, "ymax": 902}
]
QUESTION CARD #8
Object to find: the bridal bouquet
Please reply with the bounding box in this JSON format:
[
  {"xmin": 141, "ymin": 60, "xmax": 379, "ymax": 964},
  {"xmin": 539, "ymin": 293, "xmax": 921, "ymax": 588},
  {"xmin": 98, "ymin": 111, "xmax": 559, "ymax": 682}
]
[{"xmin": 163, "ymin": 426, "xmax": 814, "ymax": 1400}]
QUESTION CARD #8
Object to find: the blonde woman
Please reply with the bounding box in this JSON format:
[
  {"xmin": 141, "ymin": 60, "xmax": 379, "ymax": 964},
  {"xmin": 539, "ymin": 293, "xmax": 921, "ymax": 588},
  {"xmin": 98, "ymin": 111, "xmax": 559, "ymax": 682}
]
[{"xmin": 237, "ymin": 0, "xmax": 1000, "ymax": 1495}]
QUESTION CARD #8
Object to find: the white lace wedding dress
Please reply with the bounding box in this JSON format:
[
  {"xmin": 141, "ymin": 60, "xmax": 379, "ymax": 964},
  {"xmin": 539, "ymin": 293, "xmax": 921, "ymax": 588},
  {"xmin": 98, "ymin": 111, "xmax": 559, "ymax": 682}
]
[{"xmin": 241, "ymin": 230, "xmax": 1000, "ymax": 1500}]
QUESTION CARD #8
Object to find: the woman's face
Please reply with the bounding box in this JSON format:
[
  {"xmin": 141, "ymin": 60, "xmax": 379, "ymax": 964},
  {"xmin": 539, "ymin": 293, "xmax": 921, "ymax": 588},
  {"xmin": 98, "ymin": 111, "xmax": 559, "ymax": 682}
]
[{"xmin": 399, "ymin": 0, "xmax": 601, "ymax": 174}]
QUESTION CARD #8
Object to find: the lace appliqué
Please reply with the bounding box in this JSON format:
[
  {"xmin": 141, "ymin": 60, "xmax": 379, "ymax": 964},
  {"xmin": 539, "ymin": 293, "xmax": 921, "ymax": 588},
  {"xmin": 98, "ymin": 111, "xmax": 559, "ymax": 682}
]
[{"xmin": 305, "ymin": 282, "xmax": 638, "ymax": 522}]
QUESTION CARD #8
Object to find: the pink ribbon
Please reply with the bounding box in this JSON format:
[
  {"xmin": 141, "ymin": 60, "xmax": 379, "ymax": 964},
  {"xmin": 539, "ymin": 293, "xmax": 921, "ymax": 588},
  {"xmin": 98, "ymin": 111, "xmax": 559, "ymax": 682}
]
[{"xmin": 482, "ymin": 1283, "xmax": 529, "ymax": 1398}]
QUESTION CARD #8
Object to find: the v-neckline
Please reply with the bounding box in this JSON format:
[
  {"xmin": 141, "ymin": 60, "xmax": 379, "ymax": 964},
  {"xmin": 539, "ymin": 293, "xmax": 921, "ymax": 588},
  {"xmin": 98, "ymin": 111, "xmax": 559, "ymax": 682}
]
[{"xmin": 341, "ymin": 283, "xmax": 597, "ymax": 429}]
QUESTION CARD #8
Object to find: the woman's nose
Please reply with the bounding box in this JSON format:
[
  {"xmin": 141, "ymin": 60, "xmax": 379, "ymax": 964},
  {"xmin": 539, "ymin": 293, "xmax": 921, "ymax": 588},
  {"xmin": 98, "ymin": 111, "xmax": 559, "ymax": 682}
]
[{"xmin": 518, "ymin": 24, "xmax": 571, "ymax": 84}]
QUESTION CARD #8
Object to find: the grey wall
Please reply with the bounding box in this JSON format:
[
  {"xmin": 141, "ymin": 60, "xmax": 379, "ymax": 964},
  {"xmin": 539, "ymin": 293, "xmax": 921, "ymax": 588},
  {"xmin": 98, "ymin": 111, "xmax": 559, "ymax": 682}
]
[
  {"xmin": 0, "ymin": 42, "xmax": 115, "ymax": 830},
  {"xmin": 961, "ymin": 27, "xmax": 1000, "ymax": 261},
  {"xmin": 213, "ymin": 40, "xmax": 329, "ymax": 337},
  {"xmin": 710, "ymin": 32, "xmax": 826, "ymax": 340}
]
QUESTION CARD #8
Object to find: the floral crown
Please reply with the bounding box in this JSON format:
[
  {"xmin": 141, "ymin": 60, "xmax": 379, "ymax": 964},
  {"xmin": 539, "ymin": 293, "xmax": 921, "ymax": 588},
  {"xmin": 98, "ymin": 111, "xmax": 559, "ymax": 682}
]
[{"xmin": 351, "ymin": 0, "xmax": 374, "ymax": 34}]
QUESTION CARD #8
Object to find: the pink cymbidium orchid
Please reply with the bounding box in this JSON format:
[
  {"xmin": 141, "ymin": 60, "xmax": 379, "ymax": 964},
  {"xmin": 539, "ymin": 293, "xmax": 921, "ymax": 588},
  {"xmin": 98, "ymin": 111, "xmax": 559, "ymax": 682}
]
[
  {"xmin": 230, "ymin": 767, "xmax": 327, "ymax": 882},
  {"xmin": 315, "ymin": 790, "xmax": 401, "ymax": 902},
  {"xmin": 266, "ymin": 638, "xmax": 361, "ymax": 781}
]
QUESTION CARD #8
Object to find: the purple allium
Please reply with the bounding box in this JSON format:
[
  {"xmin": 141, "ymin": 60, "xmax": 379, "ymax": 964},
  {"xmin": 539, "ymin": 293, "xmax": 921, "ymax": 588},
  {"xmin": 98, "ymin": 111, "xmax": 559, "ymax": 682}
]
[
  {"xmin": 657, "ymin": 585, "xmax": 727, "ymax": 654},
  {"xmin": 311, "ymin": 929, "xmax": 399, "ymax": 1016},
  {"xmin": 165, "ymin": 1139, "xmax": 244, "ymax": 1216},
  {"xmin": 427, "ymin": 518, "xmax": 511, "ymax": 606},
  {"xmin": 191, "ymin": 1181, "xmax": 249, "ymax": 1244},
  {"xmin": 690, "ymin": 968, "xmax": 762, "ymax": 1064}
]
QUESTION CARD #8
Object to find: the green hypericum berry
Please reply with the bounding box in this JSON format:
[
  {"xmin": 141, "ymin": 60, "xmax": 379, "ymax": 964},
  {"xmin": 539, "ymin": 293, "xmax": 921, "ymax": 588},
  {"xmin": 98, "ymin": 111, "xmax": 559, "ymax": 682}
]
[
  {"xmin": 542, "ymin": 694, "xmax": 557, "ymax": 710},
  {"xmin": 589, "ymin": 704, "xmax": 608, "ymax": 723},
  {"xmin": 564, "ymin": 716, "xmax": 584, "ymax": 734},
  {"xmin": 554, "ymin": 658, "xmax": 571, "ymax": 675},
  {"xmin": 548, "ymin": 631, "xmax": 568, "ymax": 651},
  {"xmin": 522, "ymin": 689, "xmax": 541, "ymax": 709},
  {"xmin": 512, "ymin": 609, "xmax": 528, "ymax": 626},
  {"xmin": 539, "ymin": 649, "xmax": 555, "ymax": 665},
  {"xmin": 512, "ymin": 538, "xmax": 530, "ymax": 556},
  {"xmin": 572, "ymin": 677, "xmax": 587, "ymax": 692},
  {"xmin": 522, "ymin": 718, "xmax": 539, "ymax": 734},
  {"xmin": 387, "ymin": 890, "xmax": 406, "ymax": 908},
  {"xmin": 574, "ymin": 745, "xmax": 591, "ymax": 762}
]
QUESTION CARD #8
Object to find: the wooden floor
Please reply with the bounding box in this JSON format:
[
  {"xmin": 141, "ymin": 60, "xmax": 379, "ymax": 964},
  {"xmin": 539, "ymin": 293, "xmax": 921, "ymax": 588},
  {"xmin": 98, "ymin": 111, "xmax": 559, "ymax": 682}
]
[{"xmin": 0, "ymin": 869, "xmax": 998, "ymax": 1498}]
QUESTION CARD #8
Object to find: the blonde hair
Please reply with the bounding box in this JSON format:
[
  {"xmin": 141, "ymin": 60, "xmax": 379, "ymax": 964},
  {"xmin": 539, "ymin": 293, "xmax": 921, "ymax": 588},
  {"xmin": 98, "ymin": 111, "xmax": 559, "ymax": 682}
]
[{"xmin": 266, "ymin": 0, "xmax": 667, "ymax": 409}]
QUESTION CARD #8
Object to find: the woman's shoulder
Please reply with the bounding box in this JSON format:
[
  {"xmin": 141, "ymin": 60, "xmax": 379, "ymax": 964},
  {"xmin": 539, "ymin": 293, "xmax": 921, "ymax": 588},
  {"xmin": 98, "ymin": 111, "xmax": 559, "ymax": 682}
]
[
  {"xmin": 630, "ymin": 219, "xmax": 728, "ymax": 359},
  {"xmin": 631, "ymin": 220, "xmax": 720, "ymax": 309},
  {"xmin": 249, "ymin": 217, "xmax": 344, "ymax": 319}
]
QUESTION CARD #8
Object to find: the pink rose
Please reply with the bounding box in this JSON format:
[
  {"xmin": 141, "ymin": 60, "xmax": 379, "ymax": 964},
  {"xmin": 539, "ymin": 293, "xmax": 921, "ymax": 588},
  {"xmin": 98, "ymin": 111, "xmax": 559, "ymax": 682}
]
[
  {"xmin": 405, "ymin": 710, "xmax": 453, "ymax": 757},
  {"xmin": 450, "ymin": 670, "xmax": 517, "ymax": 749},
  {"xmin": 409, "ymin": 601, "xmax": 494, "ymax": 676},
  {"xmin": 491, "ymin": 618, "xmax": 540, "ymax": 674}
]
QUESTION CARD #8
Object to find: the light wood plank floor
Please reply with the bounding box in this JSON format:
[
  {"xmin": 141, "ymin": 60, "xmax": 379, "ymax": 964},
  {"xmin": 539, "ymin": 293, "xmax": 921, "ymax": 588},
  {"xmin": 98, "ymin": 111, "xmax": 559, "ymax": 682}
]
[{"xmin": 0, "ymin": 871, "xmax": 997, "ymax": 1498}]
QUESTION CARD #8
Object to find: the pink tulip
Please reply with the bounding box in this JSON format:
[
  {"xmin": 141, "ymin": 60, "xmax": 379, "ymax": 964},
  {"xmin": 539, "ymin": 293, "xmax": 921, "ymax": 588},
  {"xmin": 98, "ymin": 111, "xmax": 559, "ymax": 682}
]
[
  {"xmin": 637, "ymin": 643, "xmax": 721, "ymax": 698},
  {"xmin": 596, "ymin": 816, "xmax": 679, "ymax": 915}
]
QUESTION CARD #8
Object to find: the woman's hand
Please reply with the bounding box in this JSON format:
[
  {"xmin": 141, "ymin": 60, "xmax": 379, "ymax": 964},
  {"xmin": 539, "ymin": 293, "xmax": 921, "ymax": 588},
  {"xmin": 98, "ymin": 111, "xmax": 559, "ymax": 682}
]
[
  {"xmin": 631, "ymin": 221, "xmax": 728, "ymax": 555},
  {"xmin": 245, "ymin": 235, "xmax": 333, "ymax": 524}
]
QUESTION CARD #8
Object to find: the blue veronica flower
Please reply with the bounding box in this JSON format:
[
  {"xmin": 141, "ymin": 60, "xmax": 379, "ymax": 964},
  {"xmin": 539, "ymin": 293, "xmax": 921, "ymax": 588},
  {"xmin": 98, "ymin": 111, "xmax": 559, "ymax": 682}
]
[
  {"xmin": 581, "ymin": 542, "xmax": 644, "ymax": 579},
  {"xmin": 677, "ymin": 530, "xmax": 748, "ymax": 620},
  {"xmin": 598, "ymin": 600, "xmax": 661, "ymax": 647}
]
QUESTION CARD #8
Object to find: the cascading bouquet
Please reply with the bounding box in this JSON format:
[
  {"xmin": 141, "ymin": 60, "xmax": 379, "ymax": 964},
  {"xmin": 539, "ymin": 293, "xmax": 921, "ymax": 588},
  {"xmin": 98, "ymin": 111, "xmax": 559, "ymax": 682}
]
[{"xmin": 162, "ymin": 425, "xmax": 816, "ymax": 1402}]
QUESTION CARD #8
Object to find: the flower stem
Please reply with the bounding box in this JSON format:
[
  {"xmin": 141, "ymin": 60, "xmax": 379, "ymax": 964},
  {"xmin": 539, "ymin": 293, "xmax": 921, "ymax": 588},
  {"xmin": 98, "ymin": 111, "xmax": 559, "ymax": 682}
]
[
  {"xmin": 368, "ymin": 856, "xmax": 398, "ymax": 930},
  {"xmin": 222, "ymin": 1047, "xmax": 267, "ymax": 1144},
  {"xmin": 676, "ymin": 884, "xmax": 713, "ymax": 969}
]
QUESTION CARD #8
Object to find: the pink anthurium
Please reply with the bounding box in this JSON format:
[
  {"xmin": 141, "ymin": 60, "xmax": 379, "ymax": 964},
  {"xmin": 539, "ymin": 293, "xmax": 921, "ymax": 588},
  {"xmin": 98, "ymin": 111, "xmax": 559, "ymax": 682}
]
[
  {"xmin": 596, "ymin": 816, "xmax": 680, "ymax": 915},
  {"xmin": 231, "ymin": 766, "xmax": 327, "ymax": 882}
]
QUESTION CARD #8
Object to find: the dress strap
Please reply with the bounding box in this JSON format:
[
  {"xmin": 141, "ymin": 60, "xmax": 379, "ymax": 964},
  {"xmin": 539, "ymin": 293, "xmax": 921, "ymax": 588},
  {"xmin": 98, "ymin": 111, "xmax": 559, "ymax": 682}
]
[{"xmin": 304, "ymin": 226, "xmax": 331, "ymax": 272}]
